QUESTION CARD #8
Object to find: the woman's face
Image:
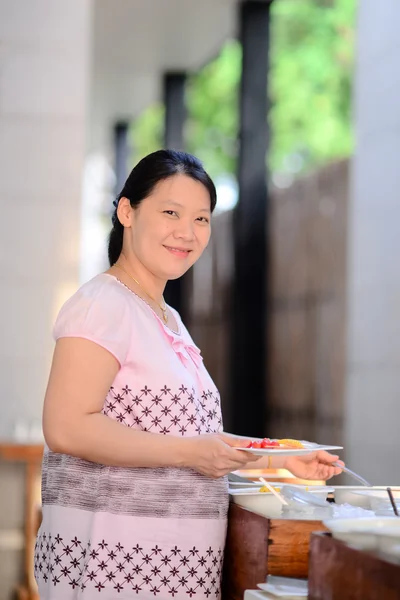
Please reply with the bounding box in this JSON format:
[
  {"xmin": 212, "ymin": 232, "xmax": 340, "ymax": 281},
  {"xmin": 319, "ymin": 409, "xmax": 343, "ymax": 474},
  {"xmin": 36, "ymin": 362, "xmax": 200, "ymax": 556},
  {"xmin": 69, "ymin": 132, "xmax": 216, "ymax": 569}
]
[{"xmin": 119, "ymin": 174, "xmax": 212, "ymax": 281}]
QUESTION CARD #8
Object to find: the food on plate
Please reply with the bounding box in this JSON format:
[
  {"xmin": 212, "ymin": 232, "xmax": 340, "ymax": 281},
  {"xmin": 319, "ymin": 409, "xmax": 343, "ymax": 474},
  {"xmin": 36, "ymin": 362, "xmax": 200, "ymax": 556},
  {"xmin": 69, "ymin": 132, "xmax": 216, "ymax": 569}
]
[
  {"xmin": 278, "ymin": 438, "xmax": 305, "ymax": 449},
  {"xmin": 244, "ymin": 438, "xmax": 279, "ymax": 449},
  {"xmin": 244, "ymin": 438, "xmax": 305, "ymax": 449},
  {"xmin": 259, "ymin": 485, "xmax": 280, "ymax": 493}
]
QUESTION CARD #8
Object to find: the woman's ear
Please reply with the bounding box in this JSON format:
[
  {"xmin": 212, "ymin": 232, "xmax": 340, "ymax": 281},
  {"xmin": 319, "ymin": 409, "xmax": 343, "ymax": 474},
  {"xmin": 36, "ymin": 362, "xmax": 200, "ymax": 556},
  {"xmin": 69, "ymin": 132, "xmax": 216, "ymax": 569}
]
[{"xmin": 116, "ymin": 197, "xmax": 132, "ymax": 227}]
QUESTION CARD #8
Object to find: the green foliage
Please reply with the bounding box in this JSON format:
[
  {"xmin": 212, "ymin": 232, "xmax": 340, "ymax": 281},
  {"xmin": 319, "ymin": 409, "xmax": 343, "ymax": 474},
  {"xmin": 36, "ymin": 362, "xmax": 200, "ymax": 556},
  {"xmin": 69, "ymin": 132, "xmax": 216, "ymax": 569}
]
[
  {"xmin": 131, "ymin": 0, "xmax": 356, "ymax": 178},
  {"xmin": 185, "ymin": 42, "xmax": 241, "ymax": 179},
  {"xmin": 269, "ymin": 0, "xmax": 356, "ymax": 174},
  {"xmin": 129, "ymin": 102, "xmax": 165, "ymax": 161}
]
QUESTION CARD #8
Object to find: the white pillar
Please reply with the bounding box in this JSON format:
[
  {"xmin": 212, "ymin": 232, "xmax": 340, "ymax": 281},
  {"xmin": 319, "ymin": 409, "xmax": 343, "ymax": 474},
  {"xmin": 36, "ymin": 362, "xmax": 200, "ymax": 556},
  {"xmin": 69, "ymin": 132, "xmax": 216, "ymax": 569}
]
[
  {"xmin": 345, "ymin": 0, "xmax": 400, "ymax": 483},
  {"xmin": 0, "ymin": 0, "xmax": 93, "ymax": 440}
]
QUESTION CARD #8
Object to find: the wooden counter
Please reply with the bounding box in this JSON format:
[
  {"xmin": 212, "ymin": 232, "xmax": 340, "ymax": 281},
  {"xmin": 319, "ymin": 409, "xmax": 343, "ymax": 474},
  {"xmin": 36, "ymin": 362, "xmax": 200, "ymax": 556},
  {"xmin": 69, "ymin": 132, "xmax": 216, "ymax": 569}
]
[
  {"xmin": 308, "ymin": 532, "xmax": 400, "ymax": 600},
  {"xmin": 221, "ymin": 502, "xmax": 326, "ymax": 600}
]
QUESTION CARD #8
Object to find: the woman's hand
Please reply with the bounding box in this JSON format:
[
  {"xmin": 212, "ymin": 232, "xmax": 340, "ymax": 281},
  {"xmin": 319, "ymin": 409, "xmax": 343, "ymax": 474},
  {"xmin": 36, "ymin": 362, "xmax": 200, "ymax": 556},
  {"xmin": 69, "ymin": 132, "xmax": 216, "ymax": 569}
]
[
  {"xmin": 284, "ymin": 451, "xmax": 344, "ymax": 481},
  {"xmin": 182, "ymin": 433, "xmax": 261, "ymax": 479}
]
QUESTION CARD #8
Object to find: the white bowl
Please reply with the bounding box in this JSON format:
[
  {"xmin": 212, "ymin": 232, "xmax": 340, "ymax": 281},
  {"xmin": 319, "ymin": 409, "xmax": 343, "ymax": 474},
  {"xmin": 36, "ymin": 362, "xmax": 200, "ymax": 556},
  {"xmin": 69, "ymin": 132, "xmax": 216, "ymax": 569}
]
[
  {"xmin": 333, "ymin": 486, "xmax": 400, "ymax": 508},
  {"xmin": 323, "ymin": 517, "xmax": 400, "ymax": 550}
]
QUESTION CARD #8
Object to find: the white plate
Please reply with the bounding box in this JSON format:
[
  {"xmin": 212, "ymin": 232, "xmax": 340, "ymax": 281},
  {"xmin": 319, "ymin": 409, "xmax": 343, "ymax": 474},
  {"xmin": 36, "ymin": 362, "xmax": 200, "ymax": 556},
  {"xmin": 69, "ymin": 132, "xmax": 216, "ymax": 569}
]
[
  {"xmin": 237, "ymin": 443, "xmax": 343, "ymax": 456},
  {"xmin": 257, "ymin": 576, "xmax": 308, "ymax": 597}
]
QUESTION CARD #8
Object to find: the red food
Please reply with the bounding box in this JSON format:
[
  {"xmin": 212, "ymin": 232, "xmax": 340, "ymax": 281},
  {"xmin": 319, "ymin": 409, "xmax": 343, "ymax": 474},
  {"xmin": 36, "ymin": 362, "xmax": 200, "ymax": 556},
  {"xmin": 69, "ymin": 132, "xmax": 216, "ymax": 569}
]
[
  {"xmin": 244, "ymin": 439, "xmax": 282, "ymax": 449},
  {"xmin": 244, "ymin": 438, "xmax": 281, "ymax": 449}
]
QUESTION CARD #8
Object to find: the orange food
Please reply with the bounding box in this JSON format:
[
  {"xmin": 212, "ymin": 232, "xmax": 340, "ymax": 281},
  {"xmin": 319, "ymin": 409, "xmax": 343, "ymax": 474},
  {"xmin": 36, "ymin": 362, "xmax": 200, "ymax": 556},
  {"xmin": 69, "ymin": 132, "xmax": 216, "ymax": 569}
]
[{"xmin": 278, "ymin": 438, "xmax": 304, "ymax": 449}]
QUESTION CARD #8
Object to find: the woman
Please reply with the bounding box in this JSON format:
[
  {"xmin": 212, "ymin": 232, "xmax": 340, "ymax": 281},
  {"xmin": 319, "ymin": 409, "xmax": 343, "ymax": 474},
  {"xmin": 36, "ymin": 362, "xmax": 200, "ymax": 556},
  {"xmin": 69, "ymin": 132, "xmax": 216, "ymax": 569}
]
[{"xmin": 35, "ymin": 150, "xmax": 342, "ymax": 599}]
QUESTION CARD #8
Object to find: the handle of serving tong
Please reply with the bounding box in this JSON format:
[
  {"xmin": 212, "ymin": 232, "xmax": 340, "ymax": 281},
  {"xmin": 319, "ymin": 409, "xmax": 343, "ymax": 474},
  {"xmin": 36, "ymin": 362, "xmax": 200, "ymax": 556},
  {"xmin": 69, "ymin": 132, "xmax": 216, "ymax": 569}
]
[{"xmin": 333, "ymin": 461, "xmax": 371, "ymax": 486}]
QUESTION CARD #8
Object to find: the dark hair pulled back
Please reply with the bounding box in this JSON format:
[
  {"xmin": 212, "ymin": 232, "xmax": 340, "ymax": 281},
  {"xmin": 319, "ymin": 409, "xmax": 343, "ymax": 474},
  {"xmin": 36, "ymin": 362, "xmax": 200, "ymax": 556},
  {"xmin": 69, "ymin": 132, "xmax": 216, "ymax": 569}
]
[{"xmin": 108, "ymin": 149, "xmax": 217, "ymax": 266}]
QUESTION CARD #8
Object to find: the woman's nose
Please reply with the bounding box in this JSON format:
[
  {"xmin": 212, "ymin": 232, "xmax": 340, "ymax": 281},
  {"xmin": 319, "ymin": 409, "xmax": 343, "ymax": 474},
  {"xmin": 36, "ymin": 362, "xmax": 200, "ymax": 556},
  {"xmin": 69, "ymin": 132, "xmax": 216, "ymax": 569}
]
[{"xmin": 173, "ymin": 219, "xmax": 195, "ymax": 240}]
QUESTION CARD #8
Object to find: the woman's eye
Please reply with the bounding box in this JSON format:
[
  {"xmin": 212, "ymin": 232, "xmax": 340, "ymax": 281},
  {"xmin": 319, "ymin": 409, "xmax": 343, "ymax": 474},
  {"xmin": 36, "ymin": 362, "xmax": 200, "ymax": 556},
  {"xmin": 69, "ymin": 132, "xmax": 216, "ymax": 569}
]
[
  {"xmin": 196, "ymin": 216, "xmax": 210, "ymax": 224},
  {"xmin": 163, "ymin": 210, "xmax": 177, "ymax": 217}
]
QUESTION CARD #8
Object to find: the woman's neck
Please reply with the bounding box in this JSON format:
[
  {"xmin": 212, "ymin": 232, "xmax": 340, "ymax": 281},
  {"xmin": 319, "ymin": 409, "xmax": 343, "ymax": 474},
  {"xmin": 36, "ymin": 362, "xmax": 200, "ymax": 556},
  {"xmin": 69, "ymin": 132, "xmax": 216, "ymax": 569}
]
[{"xmin": 111, "ymin": 253, "xmax": 166, "ymax": 305}]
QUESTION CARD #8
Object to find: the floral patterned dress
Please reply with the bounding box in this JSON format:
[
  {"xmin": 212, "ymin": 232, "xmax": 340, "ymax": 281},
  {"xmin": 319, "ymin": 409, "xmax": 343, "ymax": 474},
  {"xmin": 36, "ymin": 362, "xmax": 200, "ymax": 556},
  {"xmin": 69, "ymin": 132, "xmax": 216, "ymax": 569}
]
[{"xmin": 34, "ymin": 273, "xmax": 228, "ymax": 599}]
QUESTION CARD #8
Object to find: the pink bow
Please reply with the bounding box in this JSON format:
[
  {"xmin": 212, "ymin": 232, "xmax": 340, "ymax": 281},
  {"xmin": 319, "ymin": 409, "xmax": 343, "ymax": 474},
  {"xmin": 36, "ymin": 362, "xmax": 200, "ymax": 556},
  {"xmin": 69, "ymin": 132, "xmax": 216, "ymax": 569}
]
[
  {"xmin": 171, "ymin": 337, "xmax": 203, "ymax": 369},
  {"xmin": 162, "ymin": 326, "xmax": 203, "ymax": 369}
]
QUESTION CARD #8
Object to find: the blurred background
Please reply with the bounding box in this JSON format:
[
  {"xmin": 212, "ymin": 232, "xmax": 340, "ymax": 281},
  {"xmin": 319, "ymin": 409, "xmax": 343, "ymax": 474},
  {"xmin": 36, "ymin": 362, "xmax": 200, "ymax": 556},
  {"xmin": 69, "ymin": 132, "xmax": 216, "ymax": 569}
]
[{"xmin": 1, "ymin": 0, "xmax": 399, "ymax": 597}]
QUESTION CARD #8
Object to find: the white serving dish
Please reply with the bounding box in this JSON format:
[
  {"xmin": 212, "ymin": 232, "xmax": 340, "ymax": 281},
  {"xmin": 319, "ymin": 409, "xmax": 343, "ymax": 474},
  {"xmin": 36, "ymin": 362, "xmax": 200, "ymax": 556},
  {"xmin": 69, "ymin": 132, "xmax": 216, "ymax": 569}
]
[
  {"xmin": 229, "ymin": 490, "xmax": 283, "ymax": 518},
  {"xmin": 352, "ymin": 489, "xmax": 400, "ymax": 512},
  {"xmin": 333, "ymin": 486, "xmax": 400, "ymax": 508},
  {"xmin": 229, "ymin": 481, "xmax": 330, "ymax": 490},
  {"xmin": 229, "ymin": 485, "xmax": 332, "ymax": 519},
  {"xmin": 323, "ymin": 517, "xmax": 400, "ymax": 550},
  {"xmin": 375, "ymin": 525, "xmax": 400, "ymax": 562}
]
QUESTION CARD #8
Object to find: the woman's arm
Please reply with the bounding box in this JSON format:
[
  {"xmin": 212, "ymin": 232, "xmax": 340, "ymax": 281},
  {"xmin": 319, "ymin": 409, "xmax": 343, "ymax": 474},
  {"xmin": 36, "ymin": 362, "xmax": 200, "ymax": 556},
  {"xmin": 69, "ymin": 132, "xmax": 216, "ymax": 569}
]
[
  {"xmin": 43, "ymin": 338, "xmax": 185, "ymax": 467},
  {"xmin": 43, "ymin": 338, "xmax": 257, "ymax": 477}
]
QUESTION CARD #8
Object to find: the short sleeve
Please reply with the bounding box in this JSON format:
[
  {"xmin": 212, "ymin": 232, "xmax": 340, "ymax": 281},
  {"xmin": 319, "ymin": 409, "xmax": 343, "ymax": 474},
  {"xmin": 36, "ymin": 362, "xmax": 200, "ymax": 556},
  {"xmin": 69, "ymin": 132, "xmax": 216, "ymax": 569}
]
[{"xmin": 53, "ymin": 276, "xmax": 132, "ymax": 366}]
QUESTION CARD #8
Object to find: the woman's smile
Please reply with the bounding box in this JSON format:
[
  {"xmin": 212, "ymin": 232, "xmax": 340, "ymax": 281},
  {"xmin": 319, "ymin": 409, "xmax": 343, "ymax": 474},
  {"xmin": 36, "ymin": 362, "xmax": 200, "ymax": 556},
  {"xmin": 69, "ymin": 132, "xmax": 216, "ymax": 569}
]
[{"xmin": 163, "ymin": 244, "xmax": 193, "ymax": 258}]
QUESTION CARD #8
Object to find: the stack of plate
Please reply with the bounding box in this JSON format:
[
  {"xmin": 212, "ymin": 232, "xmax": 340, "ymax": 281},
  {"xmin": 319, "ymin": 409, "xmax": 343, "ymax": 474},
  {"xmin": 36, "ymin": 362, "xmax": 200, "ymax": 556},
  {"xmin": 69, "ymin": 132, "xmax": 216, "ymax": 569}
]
[{"xmin": 243, "ymin": 576, "xmax": 308, "ymax": 599}]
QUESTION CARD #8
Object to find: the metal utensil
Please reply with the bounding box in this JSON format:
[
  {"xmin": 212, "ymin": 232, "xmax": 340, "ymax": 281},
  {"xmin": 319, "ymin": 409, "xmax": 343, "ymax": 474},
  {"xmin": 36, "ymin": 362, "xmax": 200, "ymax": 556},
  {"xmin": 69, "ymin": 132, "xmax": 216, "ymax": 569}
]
[
  {"xmin": 228, "ymin": 472, "xmax": 252, "ymax": 484},
  {"xmin": 333, "ymin": 462, "xmax": 371, "ymax": 487},
  {"xmin": 387, "ymin": 487, "xmax": 400, "ymax": 516}
]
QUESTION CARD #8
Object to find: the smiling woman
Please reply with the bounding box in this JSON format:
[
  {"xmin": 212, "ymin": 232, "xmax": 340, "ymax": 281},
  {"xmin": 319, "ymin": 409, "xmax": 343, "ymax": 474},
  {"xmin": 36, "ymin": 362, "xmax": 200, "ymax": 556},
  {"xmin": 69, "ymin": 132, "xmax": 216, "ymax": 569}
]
[
  {"xmin": 35, "ymin": 149, "xmax": 342, "ymax": 599},
  {"xmin": 109, "ymin": 150, "xmax": 216, "ymax": 331}
]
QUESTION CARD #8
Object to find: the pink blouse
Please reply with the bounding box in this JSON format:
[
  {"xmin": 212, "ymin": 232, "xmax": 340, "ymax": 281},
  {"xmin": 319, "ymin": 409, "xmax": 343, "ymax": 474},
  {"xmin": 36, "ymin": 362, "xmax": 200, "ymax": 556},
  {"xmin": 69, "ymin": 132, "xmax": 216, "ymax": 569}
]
[{"xmin": 34, "ymin": 274, "xmax": 228, "ymax": 599}]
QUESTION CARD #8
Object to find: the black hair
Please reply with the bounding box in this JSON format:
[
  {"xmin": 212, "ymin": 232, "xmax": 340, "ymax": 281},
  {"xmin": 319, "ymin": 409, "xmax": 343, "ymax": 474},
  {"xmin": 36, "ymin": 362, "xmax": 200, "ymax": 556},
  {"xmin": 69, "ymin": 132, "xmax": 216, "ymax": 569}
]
[{"xmin": 108, "ymin": 149, "xmax": 217, "ymax": 266}]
